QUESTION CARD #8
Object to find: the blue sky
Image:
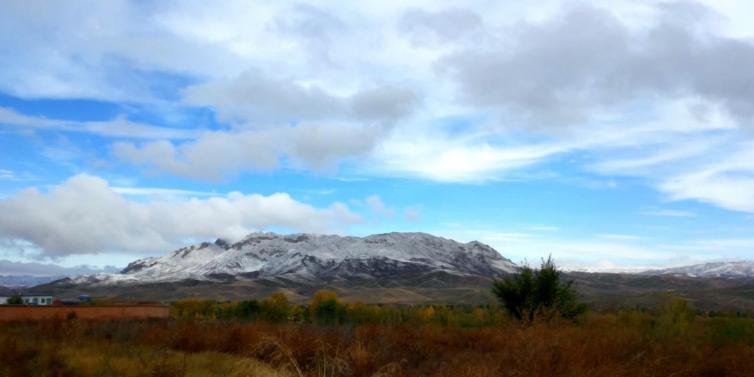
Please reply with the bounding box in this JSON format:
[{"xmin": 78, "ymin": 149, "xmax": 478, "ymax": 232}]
[{"xmin": 2, "ymin": 0, "xmax": 754, "ymax": 274}]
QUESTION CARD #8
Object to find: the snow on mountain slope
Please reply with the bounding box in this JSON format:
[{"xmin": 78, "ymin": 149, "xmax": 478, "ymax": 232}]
[
  {"xmin": 648, "ymin": 261, "xmax": 754, "ymax": 279},
  {"xmin": 70, "ymin": 232, "xmax": 517, "ymax": 285}
]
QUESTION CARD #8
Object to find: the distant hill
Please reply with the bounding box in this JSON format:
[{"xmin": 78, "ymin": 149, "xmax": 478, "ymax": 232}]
[
  {"xmin": 566, "ymin": 271, "xmax": 754, "ymax": 311},
  {"xmin": 29, "ymin": 233, "xmax": 754, "ymax": 311},
  {"xmin": 0, "ymin": 286, "xmax": 14, "ymax": 296},
  {"xmin": 645, "ymin": 261, "xmax": 754, "ymax": 279},
  {"xmin": 0, "ymin": 275, "xmax": 64, "ymax": 288}
]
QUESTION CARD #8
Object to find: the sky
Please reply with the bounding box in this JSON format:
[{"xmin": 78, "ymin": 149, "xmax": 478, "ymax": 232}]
[{"xmin": 2, "ymin": 0, "xmax": 754, "ymax": 275}]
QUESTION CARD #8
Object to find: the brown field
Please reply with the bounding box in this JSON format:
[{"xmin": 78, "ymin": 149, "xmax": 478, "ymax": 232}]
[
  {"xmin": 0, "ymin": 305, "xmax": 169, "ymax": 321},
  {"xmin": 2, "ymin": 306, "xmax": 754, "ymax": 376}
]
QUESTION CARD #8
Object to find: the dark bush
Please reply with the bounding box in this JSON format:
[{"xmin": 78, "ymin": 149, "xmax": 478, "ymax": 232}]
[
  {"xmin": 492, "ymin": 256, "xmax": 587, "ymax": 322},
  {"xmin": 7, "ymin": 294, "xmax": 22, "ymax": 305}
]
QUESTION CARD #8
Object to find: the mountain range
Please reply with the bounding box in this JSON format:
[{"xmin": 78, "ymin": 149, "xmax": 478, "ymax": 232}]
[
  {"xmin": 13, "ymin": 232, "xmax": 754, "ymax": 310},
  {"xmin": 67, "ymin": 232, "xmax": 517, "ymax": 285},
  {"xmin": 647, "ymin": 261, "xmax": 754, "ymax": 279}
]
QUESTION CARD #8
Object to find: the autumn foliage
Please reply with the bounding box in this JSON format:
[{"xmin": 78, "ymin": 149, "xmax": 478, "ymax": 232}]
[{"xmin": 1, "ymin": 293, "xmax": 754, "ymax": 376}]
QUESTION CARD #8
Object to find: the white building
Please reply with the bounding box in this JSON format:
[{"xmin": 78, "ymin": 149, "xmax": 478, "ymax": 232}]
[{"xmin": 0, "ymin": 294, "xmax": 54, "ymax": 305}]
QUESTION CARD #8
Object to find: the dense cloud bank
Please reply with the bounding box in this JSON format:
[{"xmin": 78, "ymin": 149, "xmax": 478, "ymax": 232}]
[{"xmin": 0, "ymin": 175, "xmax": 361, "ymax": 256}]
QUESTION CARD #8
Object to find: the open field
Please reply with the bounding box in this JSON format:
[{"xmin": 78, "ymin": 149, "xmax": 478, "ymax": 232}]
[
  {"xmin": 2, "ymin": 297, "xmax": 754, "ymax": 377},
  {"xmin": 0, "ymin": 305, "xmax": 169, "ymax": 321}
]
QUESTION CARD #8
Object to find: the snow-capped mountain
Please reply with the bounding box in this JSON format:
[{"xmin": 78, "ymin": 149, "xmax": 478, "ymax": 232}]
[
  {"xmin": 647, "ymin": 261, "xmax": 754, "ymax": 279},
  {"xmin": 70, "ymin": 232, "xmax": 517, "ymax": 286}
]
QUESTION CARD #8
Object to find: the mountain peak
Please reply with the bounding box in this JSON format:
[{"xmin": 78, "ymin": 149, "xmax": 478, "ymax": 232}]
[
  {"xmin": 213, "ymin": 238, "xmax": 231, "ymax": 249},
  {"xmin": 80, "ymin": 232, "xmax": 517, "ymax": 286}
]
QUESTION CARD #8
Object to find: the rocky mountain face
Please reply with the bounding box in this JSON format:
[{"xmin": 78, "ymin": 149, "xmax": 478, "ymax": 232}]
[
  {"xmin": 647, "ymin": 261, "xmax": 754, "ymax": 279},
  {"xmin": 68, "ymin": 232, "xmax": 517, "ymax": 286}
]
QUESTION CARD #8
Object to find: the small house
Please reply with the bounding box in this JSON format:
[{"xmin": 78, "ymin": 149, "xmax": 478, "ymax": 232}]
[
  {"xmin": 0, "ymin": 294, "xmax": 54, "ymax": 305},
  {"xmin": 22, "ymin": 295, "xmax": 54, "ymax": 305}
]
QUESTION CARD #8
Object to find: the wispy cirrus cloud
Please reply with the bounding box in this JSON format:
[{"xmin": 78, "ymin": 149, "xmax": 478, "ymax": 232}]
[
  {"xmin": 111, "ymin": 186, "xmax": 217, "ymax": 198},
  {"xmin": 0, "ymin": 169, "xmax": 37, "ymax": 182},
  {"xmin": 641, "ymin": 209, "xmax": 697, "ymax": 218},
  {"xmin": 0, "ymin": 107, "xmax": 198, "ymax": 140}
]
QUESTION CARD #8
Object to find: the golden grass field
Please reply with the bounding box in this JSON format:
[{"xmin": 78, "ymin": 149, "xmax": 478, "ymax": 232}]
[{"xmin": 2, "ymin": 295, "xmax": 754, "ymax": 376}]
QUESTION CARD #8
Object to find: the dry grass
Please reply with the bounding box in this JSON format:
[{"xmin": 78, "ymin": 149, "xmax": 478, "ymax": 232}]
[{"xmin": 2, "ymin": 309, "xmax": 754, "ymax": 377}]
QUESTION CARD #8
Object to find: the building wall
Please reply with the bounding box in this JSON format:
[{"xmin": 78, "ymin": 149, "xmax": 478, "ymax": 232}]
[
  {"xmin": 0, "ymin": 305, "xmax": 170, "ymax": 321},
  {"xmin": 0, "ymin": 296, "xmax": 53, "ymax": 305},
  {"xmin": 22, "ymin": 296, "xmax": 53, "ymax": 305}
]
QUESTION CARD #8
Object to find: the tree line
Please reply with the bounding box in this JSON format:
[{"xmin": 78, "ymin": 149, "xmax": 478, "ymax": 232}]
[{"xmin": 172, "ymin": 257, "xmax": 587, "ymax": 325}]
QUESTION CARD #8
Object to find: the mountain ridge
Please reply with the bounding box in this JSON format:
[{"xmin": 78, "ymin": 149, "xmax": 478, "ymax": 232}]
[
  {"xmin": 645, "ymin": 261, "xmax": 754, "ymax": 279},
  {"xmin": 64, "ymin": 232, "xmax": 517, "ymax": 286},
  {"xmin": 23, "ymin": 233, "xmax": 754, "ymax": 310}
]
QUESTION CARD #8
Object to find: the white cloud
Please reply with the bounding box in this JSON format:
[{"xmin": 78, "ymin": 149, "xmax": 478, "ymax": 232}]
[
  {"xmin": 398, "ymin": 7, "xmax": 484, "ymax": 47},
  {"xmin": 436, "ymin": 227, "xmax": 732, "ymax": 271},
  {"xmin": 299, "ymin": 188, "xmax": 336, "ymax": 196},
  {"xmin": 0, "ymin": 0, "xmax": 246, "ymax": 101},
  {"xmin": 183, "ymin": 71, "xmax": 418, "ymax": 124},
  {"xmin": 0, "ymin": 1, "xmax": 426, "ymax": 105},
  {"xmin": 443, "ymin": 2, "xmax": 754, "ymax": 126},
  {"xmin": 365, "ymin": 195, "xmax": 396, "ymax": 217},
  {"xmin": 0, "ymin": 259, "xmax": 118, "ymax": 277},
  {"xmin": 114, "ymin": 122, "xmax": 385, "ymax": 179},
  {"xmin": 159, "ymin": 70, "xmax": 419, "ymax": 180},
  {"xmin": 437, "ymin": 220, "xmax": 754, "ymax": 271},
  {"xmin": 372, "ymin": 130, "xmax": 570, "ymax": 182},
  {"xmin": 526, "ymin": 225, "xmax": 559, "ymax": 232},
  {"xmin": 4, "ymin": 1, "xmax": 754, "ymax": 126},
  {"xmin": 111, "ymin": 186, "xmax": 216, "ymax": 198},
  {"xmin": 2, "ymin": 0, "xmax": 754, "ymax": 219},
  {"xmin": 0, "ymin": 174, "xmax": 362, "ymax": 257},
  {"xmin": 587, "ymin": 123, "xmax": 754, "ymax": 214},
  {"xmin": 368, "ymin": 102, "xmax": 714, "ymax": 183},
  {"xmin": 0, "ymin": 169, "xmax": 36, "ymax": 182},
  {"xmin": 0, "ymin": 107, "xmax": 198, "ymax": 140},
  {"xmin": 641, "ymin": 209, "xmax": 697, "ymax": 218},
  {"xmin": 658, "ymin": 146, "xmax": 754, "ymax": 212},
  {"xmin": 404, "ymin": 207, "xmax": 421, "ymax": 221},
  {"xmin": 598, "ymin": 234, "xmax": 642, "ymax": 241}
]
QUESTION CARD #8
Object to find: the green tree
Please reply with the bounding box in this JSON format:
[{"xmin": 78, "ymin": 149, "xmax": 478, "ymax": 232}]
[
  {"xmin": 260, "ymin": 292, "xmax": 290, "ymax": 322},
  {"xmin": 309, "ymin": 290, "xmax": 346, "ymax": 325},
  {"xmin": 7, "ymin": 294, "xmax": 23, "ymax": 305},
  {"xmin": 492, "ymin": 256, "xmax": 586, "ymax": 322},
  {"xmin": 654, "ymin": 297, "xmax": 696, "ymax": 340},
  {"xmin": 236, "ymin": 299, "xmax": 261, "ymax": 320}
]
